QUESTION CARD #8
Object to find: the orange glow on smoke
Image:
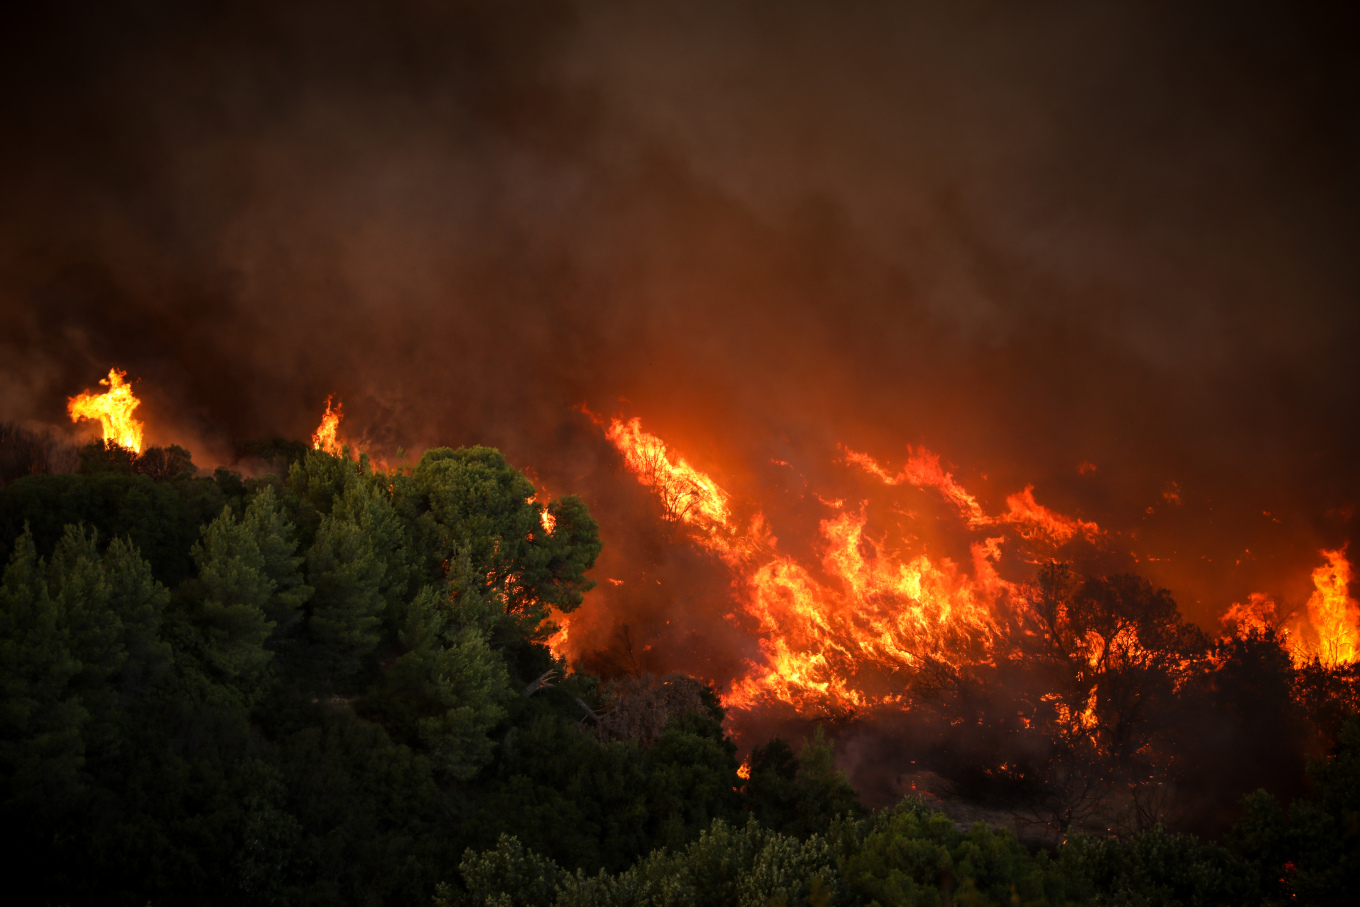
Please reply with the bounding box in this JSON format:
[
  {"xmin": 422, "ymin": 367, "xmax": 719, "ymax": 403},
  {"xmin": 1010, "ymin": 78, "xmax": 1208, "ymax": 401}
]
[
  {"xmin": 68, "ymin": 367, "xmax": 144, "ymax": 453},
  {"xmin": 312, "ymin": 396, "xmax": 344, "ymax": 455}
]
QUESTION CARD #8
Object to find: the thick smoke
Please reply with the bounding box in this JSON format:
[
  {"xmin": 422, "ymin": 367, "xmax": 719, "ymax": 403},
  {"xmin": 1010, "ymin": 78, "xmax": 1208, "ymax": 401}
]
[{"xmin": 2, "ymin": 2, "xmax": 1356, "ymax": 651}]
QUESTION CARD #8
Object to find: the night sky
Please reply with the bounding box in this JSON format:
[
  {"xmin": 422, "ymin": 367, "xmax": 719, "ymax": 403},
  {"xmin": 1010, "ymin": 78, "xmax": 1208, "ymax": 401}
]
[{"xmin": 2, "ymin": 1, "xmax": 1357, "ymax": 632}]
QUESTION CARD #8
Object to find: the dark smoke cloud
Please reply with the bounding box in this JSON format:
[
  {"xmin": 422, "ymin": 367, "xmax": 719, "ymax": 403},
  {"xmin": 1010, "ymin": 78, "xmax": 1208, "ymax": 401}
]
[{"xmin": 2, "ymin": 1, "xmax": 1357, "ymax": 632}]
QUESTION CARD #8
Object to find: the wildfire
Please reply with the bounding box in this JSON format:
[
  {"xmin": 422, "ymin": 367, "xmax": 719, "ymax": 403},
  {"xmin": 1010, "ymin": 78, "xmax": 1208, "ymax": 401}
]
[
  {"xmin": 312, "ymin": 396, "xmax": 344, "ymax": 455},
  {"xmin": 844, "ymin": 447, "xmax": 1100, "ymax": 545},
  {"xmin": 604, "ymin": 417, "xmax": 734, "ymax": 532},
  {"xmin": 599, "ymin": 415, "xmax": 1358, "ymax": 716},
  {"xmin": 603, "ymin": 417, "xmax": 1024, "ymax": 713},
  {"xmin": 1219, "ymin": 592, "xmax": 1282, "ymax": 639},
  {"xmin": 843, "ymin": 446, "xmax": 987, "ymax": 525},
  {"xmin": 1224, "ymin": 549, "xmax": 1360, "ymax": 668},
  {"xmin": 546, "ymin": 615, "xmax": 571, "ymax": 662},
  {"xmin": 68, "ymin": 367, "xmax": 144, "ymax": 453},
  {"xmin": 1302, "ymin": 548, "xmax": 1359, "ymax": 667}
]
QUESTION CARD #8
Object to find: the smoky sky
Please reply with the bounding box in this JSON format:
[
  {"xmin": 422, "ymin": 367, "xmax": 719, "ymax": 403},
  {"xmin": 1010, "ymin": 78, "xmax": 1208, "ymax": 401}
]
[{"xmin": 2, "ymin": 0, "xmax": 1357, "ymax": 622}]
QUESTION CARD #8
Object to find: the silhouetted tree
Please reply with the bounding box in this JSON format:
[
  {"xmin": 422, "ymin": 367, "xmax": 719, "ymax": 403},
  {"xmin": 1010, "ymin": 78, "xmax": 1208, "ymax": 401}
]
[
  {"xmin": 0, "ymin": 421, "xmax": 79, "ymax": 486},
  {"xmin": 1012, "ymin": 564, "xmax": 1210, "ymax": 832},
  {"xmin": 391, "ymin": 446, "xmax": 601, "ymax": 639}
]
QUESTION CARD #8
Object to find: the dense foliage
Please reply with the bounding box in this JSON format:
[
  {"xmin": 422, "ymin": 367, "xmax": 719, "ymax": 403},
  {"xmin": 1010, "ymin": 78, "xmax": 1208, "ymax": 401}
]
[
  {"xmin": 442, "ymin": 736, "xmax": 1360, "ymax": 907},
  {"xmin": 0, "ymin": 441, "xmax": 853, "ymax": 904},
  {"xmin": 1, "ymin": 436, "xmax": 1358, "ymax": 906}
]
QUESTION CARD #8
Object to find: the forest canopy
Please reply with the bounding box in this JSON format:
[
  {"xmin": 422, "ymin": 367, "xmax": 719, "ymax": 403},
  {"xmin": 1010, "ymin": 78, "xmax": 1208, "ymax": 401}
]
[{"xmin": 1, "ymin": 434, "xmax": 1358, "ymax": 906}]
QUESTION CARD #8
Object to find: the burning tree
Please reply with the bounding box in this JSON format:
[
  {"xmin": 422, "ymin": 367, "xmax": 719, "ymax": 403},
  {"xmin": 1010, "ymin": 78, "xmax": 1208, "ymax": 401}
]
[{"xmin": 67, "ymin": 368, "xmax": 144, "ymax": 454}]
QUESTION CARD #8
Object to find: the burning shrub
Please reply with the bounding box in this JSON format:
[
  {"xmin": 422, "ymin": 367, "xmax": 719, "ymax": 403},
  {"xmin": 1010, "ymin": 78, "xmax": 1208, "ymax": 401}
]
[{"xmin": 958, "ymin": 565, "xmax": 1212, "ymax": 834}]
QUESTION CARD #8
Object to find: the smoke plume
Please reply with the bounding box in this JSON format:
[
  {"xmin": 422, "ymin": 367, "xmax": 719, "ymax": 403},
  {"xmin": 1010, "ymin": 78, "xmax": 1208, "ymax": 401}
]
[{"xmin": 2, "ymin": 1, "xmax": 1357, "ymax": 703}]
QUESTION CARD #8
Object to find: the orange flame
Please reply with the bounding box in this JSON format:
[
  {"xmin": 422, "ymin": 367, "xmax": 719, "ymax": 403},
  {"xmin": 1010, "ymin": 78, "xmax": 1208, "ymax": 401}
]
[
  {"xmin": 605, "ymin": 417, "xmax": 733, "ymax": 532},
  {"xmin": 546, "ymin": 614, "xmax": 571, "ymax": 662},
  {"xmin": 1049, "ymin": 687, "xmax": 1100, "ymax": 732},
  {"xmin": 602, "ymin": 417, "xmax": 1356, "ymax": 717},
  {"xmin": 312, "ymin": 396, "xmax": 344, "ymax": 455},
  {"xmin": 1220, "ymin": 592, "xmax": 1282, "ymax": 638},
  {"xmin": 845, "ymin": 448, "xmax": 1100, "ymax": 545},
  {"xmin": 605, "ymin": 417, "xmax": 1020, "ymax": 714},
  {"xmin": 1302, "ymin": 547, "xmax": 1359, "ymax": 667},
  {"xmin": 843, "ymin": 446, "xmax": 987, "ymax": 524},
  {"xmin": 68, "ymin": 367, "xmax": 144, "ymax": 453},
  {"xmin": 1228, "ymin": 550, "xmax": 1360, "ymax": 668},
  {"xmin": 1001, "ymin": 486, "xmax": 1100, "ymax": 545},
  {"xmin": 727, "ymin": 513, "xmax": 1008, "ymax": 712}
]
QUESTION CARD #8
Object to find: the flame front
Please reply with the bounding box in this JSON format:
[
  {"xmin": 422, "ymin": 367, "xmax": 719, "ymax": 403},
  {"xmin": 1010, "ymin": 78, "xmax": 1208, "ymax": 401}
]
[
  {"xmin": 312, "ymin": 396, "xmax": 344, "ymax": 455},
  {"xmin": 601, "ymin": 416, "xmax": 1359, "ymax": 716},
  {"xmin": 68, "ymin": 367, "xmax": 144, "ymax": 453},
  {"xmin": 603, "ymin": 417, "xmax": 1032, "ymax": 713},
  {"xmin": 726, "ymin": 510, "xmax": 1014, "ymax": 712}
]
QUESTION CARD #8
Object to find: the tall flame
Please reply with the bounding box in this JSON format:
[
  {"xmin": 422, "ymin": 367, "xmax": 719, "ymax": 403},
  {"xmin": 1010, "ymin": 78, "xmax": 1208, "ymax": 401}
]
[
  {"xmin": 312, "ymin": 396, "xmax": 344, "ymax": 455},
  {"xmin": 1303, "ymin": 547, "xmax": 1359, "ymax": 667},
  {"xmin": 68, "ymin": 367, "xmax": 144, "ymax": 453}
]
